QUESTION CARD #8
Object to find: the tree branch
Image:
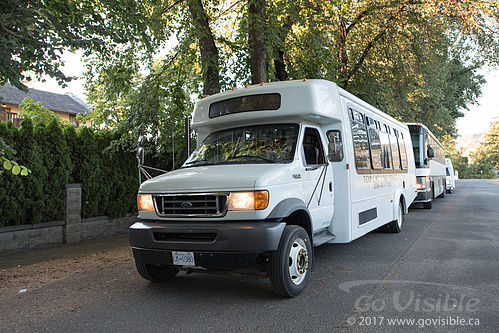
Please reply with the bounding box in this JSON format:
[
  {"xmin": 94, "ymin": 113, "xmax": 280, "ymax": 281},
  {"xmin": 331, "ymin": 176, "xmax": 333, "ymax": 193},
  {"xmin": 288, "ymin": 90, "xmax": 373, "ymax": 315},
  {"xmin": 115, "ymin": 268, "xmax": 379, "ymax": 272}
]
[
  {"xmin": 162, "ymin": 0, "xmax": 184, "ymax": 15},
  {"xmin": 344, "ymin": 30, "xmax": 386, "ymax": 84},
  {"xmin": 346, "ymin": 0, "xmax": 425, "ymax": 35}
]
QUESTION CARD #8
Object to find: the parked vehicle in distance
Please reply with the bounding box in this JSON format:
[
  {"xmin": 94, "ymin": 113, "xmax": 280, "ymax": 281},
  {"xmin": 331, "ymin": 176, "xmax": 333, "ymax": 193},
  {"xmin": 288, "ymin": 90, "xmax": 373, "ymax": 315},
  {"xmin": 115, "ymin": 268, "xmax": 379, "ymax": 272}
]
[
  {"xmin": 129, "ymin": 79, "xmax": 417, "ymax": 297},
  {"xmin": 445, "ymin": 158, "xmax": 456, "ymax": 193},
  {"xmin": 406, "ymin": 123, "xmax": 446, "ymax": 209}
]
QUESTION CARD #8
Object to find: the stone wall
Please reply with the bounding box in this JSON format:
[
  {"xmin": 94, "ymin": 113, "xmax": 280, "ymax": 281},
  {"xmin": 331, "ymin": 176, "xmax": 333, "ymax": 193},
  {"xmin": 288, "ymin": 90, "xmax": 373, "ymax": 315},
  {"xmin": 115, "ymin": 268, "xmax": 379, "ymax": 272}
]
[
  {"xmin": 0, "ymin": 221, "xmax": 64, "ymax": 254},
  {"xmin": 0, "ymin": 184, "xmax": 138, "ymax": 255}
]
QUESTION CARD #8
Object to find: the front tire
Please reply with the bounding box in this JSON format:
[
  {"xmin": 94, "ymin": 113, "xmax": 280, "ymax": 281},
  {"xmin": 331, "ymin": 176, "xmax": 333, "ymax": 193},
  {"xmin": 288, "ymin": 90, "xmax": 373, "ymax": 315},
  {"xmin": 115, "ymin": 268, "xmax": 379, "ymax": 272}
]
[
  {"xmin": 269, "ymin": 225, "xmax": 312, "ymax": 297},
  {"xmin": 423, "ymin": 201, "xmax": 433, "ymax": 209},
  {"xmin": 384, "ymin": 201, "xmax": 403, "ymax": 233},
  {"xmin": 135, "ymin": 261, "xmax": 179, "ymax": 282}
]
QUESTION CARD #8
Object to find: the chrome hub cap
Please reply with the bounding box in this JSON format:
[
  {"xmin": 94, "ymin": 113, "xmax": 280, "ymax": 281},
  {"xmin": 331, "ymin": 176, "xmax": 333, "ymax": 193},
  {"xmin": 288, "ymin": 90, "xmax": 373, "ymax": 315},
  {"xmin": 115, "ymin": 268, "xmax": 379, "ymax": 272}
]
[{"xmin": 288, "ymin": 237, "xmax": 309, "ymax": 285}]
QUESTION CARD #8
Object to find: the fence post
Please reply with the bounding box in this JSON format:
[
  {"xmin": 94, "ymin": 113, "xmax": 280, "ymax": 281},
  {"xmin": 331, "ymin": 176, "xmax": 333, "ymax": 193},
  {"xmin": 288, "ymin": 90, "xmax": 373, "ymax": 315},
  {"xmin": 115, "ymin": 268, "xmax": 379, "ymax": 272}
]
[{"xmin": 64, "ymin": 184, "xmax": 82, "ymax": 244}]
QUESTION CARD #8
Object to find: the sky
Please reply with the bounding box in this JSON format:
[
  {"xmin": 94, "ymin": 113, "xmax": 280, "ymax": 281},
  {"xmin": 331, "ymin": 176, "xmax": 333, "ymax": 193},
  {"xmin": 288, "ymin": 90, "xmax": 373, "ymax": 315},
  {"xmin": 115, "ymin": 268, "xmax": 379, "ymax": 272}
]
[{"xmin": 27, "ymin": 51, "xmax": 499, "ymax": 139}]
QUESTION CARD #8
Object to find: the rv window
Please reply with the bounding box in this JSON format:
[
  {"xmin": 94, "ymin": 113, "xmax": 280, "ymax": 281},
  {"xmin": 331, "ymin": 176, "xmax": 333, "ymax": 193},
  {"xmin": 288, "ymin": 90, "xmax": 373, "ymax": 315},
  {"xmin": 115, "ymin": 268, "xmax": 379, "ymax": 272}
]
[
  {"xmin": 399, "ymin": 135, "xmax": 408, "ymax": 169},
  {"xmin": 353, "ymin": 110, "xmax": 364, "ymax": 123},
  {"xmin": 368, "ymin": 127, "xmax": 383, "ymax": 169},
  {"xmin": 391, "ymin": 134, "xmax": 401, "ymax": 169},
  {"xmin": 380, "ymin": 131, "xmax": 392, "ymax": 169},
  {"xmin": 209, "ymin": 93, "xmax": 281, "ymax": 118},
  {"xmin": 351, "ymin": 121, "xmax": 371, "ymax": 169}
]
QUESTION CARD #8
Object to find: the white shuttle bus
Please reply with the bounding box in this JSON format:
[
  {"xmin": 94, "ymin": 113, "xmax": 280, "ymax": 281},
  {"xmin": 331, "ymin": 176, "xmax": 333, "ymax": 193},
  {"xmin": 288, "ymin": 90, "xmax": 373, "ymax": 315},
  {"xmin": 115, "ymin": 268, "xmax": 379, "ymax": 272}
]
[
  {"xmin": 407, "ymin": 123, "xmax": 446, "ymax": 209},
  {"xmin": 130, "ymin": 79, "xmax": 417, "ymax": 297},
  {"xmin": 445, "ymin": 158, "xmax": 456, "ymax": 193}
]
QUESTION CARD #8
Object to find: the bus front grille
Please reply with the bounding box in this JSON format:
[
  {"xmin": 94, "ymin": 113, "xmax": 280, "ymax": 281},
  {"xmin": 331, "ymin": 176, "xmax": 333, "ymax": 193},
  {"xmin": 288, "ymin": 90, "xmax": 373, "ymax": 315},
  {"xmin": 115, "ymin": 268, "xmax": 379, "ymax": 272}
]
[{"xmin": 154, "ymin": 193, "xmax": 228, "ymax": 217}]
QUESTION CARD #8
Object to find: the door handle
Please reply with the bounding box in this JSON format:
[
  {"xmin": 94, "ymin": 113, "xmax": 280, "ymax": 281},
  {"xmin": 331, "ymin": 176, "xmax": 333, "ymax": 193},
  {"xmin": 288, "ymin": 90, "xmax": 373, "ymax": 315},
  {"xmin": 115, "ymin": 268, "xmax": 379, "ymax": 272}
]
[{"xmin": 329, "ymin": 181, "xmax": 333, "ymax": 192}]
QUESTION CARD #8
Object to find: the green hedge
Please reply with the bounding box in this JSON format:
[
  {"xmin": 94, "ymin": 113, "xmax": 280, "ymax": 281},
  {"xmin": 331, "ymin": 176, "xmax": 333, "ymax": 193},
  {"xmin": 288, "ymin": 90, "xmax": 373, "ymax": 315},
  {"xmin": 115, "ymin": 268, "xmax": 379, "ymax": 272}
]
[{"xmin": 0, "ymin": 118, "xmax": 139, "ymax": 227}]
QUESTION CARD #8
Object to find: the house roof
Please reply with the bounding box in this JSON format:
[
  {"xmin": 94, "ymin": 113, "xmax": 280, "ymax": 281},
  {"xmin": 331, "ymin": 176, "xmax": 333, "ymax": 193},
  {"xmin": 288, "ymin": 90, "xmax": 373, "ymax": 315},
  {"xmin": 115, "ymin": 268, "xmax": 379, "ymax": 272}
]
[{"xmin": 0, "ymin": 84, "xmax": 90, "ymax": 115}]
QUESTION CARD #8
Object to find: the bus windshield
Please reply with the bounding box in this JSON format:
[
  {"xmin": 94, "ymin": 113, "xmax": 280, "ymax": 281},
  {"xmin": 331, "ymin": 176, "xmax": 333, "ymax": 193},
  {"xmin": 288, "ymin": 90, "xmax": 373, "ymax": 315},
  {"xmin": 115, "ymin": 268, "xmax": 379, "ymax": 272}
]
[
  {"xmin": 184, "ymin": 124, "xmax": 299, "ymax": 167},
  {"xmin": 411, "ymin": 132, "xmax": 423, "ymax": 167}
]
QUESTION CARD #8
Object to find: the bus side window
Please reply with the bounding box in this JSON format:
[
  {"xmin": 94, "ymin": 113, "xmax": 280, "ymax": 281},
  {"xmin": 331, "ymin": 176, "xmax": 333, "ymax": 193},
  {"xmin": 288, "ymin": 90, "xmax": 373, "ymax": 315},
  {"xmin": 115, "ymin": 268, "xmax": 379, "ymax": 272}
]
[
  {"xmin": 391, "ymin": 130, "xmax": 401, "ymax": 170},
  {"xmin": 380, "ymin": 123, "xmax": 392, "ymax": 169},
  {"xmin": 350, "ymin": 110, "xmax": 371, "ymax": 169},
  {"xmin": 398, "ymin": 133, "xmax": 408, "ymax": 170},
  {"xmin": 367, "ymin": 125, "xmax": 383, "ymax": 169}
]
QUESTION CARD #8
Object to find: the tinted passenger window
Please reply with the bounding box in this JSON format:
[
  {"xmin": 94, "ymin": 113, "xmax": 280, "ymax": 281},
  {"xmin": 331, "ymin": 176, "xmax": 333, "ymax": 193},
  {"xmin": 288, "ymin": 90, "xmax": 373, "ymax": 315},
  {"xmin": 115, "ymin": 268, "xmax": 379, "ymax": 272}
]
[
  {"xmin": 351, "ymin": 119, "xmax": 371, "ymax": 169},
  {"xmin": 391, "ymin": 134, "xmax": 401, "ymax": 169},
  {"xmin": 209, "ymin": 94, "xmax": 280, "ymax": 118},
  {"xmin": 399, "ymin": 134, "xmax": 408, "ymax": 169},
  {"xmin": 302, "ymin": 128, "xmax": 325, "ymax": 165},
  {"xmin": 368, "ymin": 127, "xmax": 383, "ymax": 169},
  {"xmin": 379, "ymin": 130, "xmax": 392, "ymax": 169}
]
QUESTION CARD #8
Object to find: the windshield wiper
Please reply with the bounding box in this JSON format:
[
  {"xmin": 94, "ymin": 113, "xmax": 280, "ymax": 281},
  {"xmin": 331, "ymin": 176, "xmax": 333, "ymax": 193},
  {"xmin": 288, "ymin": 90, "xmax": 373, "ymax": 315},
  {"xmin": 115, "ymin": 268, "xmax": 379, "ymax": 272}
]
[{"xmin": 227, "ymin": 155, "xmax": 276, "ymax": 163}]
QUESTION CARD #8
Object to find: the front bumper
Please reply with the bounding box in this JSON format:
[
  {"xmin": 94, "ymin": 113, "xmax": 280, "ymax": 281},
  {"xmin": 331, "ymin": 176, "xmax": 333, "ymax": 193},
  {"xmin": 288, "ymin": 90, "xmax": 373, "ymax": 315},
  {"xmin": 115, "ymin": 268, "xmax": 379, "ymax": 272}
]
[
  {"xmin": 413, "ymin": 190, "xmax": 432, "ymax": 203},
  {"xmin": 129, "ymin": 220, "xmax": 285, "ymax": 268}
]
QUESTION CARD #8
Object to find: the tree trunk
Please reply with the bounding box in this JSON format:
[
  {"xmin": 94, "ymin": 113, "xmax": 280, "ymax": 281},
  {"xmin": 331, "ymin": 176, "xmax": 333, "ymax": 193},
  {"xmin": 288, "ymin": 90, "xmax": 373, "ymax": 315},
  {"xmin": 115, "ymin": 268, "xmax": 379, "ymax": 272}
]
[
  {"xmin": 336, "ymin": 18, "xmax": 349, "ymax": 88},
  {"xmin": 248, "ymin": 0, "xmax": 268, "ymax": 84},
  {"xmin": 274, "ymin": 50, "xmax": 288, "ymax": 81},
  {"xmin": 273, "ymin": 15, "xmax": 294, "ymax": 81},
  {"xmin": 187, "ymin": 0, "xmax": 220, "ymax": 95}
]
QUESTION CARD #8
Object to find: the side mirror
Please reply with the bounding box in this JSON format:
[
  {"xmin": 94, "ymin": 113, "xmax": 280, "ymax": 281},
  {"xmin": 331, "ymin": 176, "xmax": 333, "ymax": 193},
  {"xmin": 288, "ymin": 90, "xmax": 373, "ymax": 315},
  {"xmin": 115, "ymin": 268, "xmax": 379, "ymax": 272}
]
[
  {"xmin": 327, "ymin": 130, "xmax": 343, "ymax": 162},
  {"xmin": 427, "ymin": 145, "xmax": 435, "ymax": 159}
]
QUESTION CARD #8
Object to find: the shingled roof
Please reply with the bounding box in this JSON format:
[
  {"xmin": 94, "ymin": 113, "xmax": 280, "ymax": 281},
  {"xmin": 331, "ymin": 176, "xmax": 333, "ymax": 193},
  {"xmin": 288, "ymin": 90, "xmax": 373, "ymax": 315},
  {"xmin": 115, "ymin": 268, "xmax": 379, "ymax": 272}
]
[{"xmin": 0, "ymin": 84, "xmax": 89, "ymax": 115}]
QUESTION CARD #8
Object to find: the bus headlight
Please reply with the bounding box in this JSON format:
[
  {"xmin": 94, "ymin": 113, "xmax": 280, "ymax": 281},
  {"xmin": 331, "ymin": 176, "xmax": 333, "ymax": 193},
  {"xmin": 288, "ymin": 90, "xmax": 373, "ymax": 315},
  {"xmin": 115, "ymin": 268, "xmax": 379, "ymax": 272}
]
[
  {"xmin": 137, "ymin": 194, "xmax": 155, "ymax": 212},
  {"xmin": 227, "ymin": 191, "xmax": 269, "ymax": 211}
]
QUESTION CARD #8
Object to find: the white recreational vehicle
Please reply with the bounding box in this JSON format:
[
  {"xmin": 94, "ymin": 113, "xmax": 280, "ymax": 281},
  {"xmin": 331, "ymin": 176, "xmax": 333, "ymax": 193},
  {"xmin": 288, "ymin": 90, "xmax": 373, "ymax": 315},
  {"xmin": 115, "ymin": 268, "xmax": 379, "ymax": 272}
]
[
  {"xmin": 445, "ymin": 158, "xmax": 456, "ymax": 193},
  {"xmin": 130, "ymin": 79, "xmax": 417, "ymax": 297},
  {"xmin": 407, "ymin": 123, "xmax": 446, "ymax": 209}
]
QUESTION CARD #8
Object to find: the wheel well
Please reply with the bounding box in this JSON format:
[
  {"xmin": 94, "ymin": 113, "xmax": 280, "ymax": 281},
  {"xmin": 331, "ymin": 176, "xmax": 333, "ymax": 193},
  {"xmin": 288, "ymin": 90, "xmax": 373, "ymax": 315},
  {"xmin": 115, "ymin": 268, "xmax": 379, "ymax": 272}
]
[
  {"xmin": 282, "ymin": 210, "xmax": 312, "ymax": 240},
  {"xmin": 399, "ymin": 195, "xmax": 406, "ymax": 215}
]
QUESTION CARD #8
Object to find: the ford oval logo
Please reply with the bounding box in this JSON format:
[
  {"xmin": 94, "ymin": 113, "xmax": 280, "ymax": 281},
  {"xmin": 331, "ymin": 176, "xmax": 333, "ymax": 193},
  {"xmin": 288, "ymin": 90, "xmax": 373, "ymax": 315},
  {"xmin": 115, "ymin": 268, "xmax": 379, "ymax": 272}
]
[{"xmin": 181, "ymin": 201, "xmax": 193, "ymax": 208}]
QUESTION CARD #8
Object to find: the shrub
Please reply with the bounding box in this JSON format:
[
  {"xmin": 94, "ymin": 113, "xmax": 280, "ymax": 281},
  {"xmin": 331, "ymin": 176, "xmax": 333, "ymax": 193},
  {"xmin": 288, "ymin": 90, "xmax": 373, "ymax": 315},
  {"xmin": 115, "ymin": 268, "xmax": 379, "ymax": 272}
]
[{"xmin": 0, "ymin": 120, "xmax": 140, "ymax": 227}]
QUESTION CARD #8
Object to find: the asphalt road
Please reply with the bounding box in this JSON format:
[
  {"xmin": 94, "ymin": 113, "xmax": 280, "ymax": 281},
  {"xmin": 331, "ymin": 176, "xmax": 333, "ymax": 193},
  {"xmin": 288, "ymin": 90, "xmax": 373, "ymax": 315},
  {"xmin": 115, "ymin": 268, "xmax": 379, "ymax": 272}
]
[{"xmin": 1, "ymin": 179, "xmax": 498, "ymax": 332}]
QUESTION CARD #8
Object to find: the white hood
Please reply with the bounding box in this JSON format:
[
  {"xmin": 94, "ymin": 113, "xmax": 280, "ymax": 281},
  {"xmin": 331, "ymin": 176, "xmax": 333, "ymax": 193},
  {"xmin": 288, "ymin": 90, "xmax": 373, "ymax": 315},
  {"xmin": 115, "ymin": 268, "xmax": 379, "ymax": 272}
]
[{"xmin": 139, "ymin": 164, "xmax": 285, "ymax": 193}]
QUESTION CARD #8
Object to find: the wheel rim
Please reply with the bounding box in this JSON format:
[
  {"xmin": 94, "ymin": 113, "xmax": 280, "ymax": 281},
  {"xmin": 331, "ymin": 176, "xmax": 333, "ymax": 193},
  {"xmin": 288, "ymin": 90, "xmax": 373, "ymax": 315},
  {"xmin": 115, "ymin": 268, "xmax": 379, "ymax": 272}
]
[
  {"xmin": 288, "ymin": 237, "xmax": 309, "ymax": 285},
  {"xmin": 397, "ymin": 204, "xmax": 403, "ymax": 228}
]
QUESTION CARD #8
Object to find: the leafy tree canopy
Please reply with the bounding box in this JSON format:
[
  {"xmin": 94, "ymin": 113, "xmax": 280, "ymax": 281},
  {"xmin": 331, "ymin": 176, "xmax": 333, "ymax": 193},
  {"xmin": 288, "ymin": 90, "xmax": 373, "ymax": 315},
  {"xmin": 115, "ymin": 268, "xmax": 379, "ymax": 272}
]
[{"xmin": 1, "ymin": 0, "xmax": 498, "ymax": 161}]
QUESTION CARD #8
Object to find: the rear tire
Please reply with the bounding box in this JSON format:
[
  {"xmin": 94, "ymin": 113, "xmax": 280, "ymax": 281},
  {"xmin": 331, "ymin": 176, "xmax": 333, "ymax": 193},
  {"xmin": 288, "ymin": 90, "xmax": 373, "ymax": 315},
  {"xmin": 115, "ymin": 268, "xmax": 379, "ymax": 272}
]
[
  {"xmin": 438, "ymin": 188, "xmax": 446, "ymax": 198},
  {"xmin": 269, "ymin": 225, "xmax": 312, "ymax": 297},
  {"xmin": 135, "ymin": 261, "xmax": 179, "ymax": 282},
  {"xmin": 385, "ymin": 202, "xmax": 403, "ymax": 233}
]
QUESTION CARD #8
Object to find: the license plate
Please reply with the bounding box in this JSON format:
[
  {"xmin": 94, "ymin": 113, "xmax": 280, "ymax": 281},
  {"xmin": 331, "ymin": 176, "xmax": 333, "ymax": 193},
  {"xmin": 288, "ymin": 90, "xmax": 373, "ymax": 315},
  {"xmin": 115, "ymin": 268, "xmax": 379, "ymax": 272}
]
[{"xmin": 172, "ymin": 251, "xmax": 195, "ymax": 266}]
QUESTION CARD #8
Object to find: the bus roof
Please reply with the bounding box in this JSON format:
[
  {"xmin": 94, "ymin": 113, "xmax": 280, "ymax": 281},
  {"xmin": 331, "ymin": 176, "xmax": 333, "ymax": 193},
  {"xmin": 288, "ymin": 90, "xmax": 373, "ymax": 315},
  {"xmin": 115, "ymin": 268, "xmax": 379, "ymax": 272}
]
[
  {"xmin": 192, "ymin": 79, "xmax": 407, "ymax": 134},
  {"xmin": 192, "ymin": 79, "xmax": 342, "ymax": 131},
  {"xmin": 406, "ymin": 123, "xmax": 444, "ymax": 149}
]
